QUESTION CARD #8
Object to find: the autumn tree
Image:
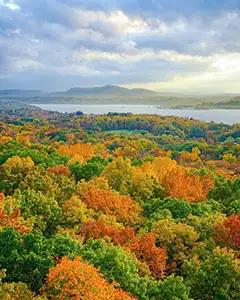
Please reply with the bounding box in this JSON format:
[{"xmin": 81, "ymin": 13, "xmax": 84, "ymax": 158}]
[
  {"xmin": 79, "ymin": 219, "xmax": 167, "ymax": 278},
  {"xmin": 179, "ymin": 147, "xmax": 202, "ymax": 167},
  {"xmin": 223, "ymin": 153, "xmax": 237, "ymax": 163},
  {"xmin": 0, "ymin": 156, "xmax": 35, "ymax": 194},
  {"xmin": 187, "ymin": 213, "xmax": 226, "ymax": 241},
  {"xmin": 215, "ymin": 215, "xmax": 240, "ymax": 249},
  {"xmin": 47, "ymin": 165, "xmax": 71, "ymax": 177},
  {"xmin": 0, "ymin": 269, "xmax": 39, "ymax": 300},
  {"xmin": 14, "ymin": 189, "xmax": 61, "ymax": 234},
  {"xmin": 151, "ymin": 219, "xmax": 199, "ymax": 272},
  {"xmin": 16, "ymin": 134, "xmax": 31, "ymax": 147},
  {"xmin": 134, "ymin": 233, "xmax": 166, "ymax": 279},
  {"xmin": 62, "ymin": 195, "xmax": 94, "ymax": 226},
  {"xmin": 43, "ymin": 256, "xmax": 134, "ymax": 299},
  {"xmin": 81, "ymin": 188, "xmax": 142, "ymax": 225},
  {"xmin": 102, "ymin": 157, "xmax": 133, "ymax": 193},
  {"xmin": 0, "ymin": 193, "xmax": 30, "ymax": 233},
  {"xmin": 163, "ymin": 167, "xmax": 214, "ymax": 202},
  {"xmin": 57, "ymin": 142, "xmax": 94, "ymax": 163},
  {"xmin": 79, "ymin": 238, "xmax": 151, "ymax": 298},
  {"xmin": 128, "ymin": 168, "xmax": 163, "ymax": 202}
]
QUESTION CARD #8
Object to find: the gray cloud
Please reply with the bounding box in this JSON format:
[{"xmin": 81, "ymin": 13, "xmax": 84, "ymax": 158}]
[{"xmin": 0, "ymin": 0, "xmax": 240, "ymax": 91}]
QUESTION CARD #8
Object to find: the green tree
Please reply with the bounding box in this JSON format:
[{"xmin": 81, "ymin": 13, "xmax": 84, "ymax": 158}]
[
  {"xmin": 0, "ymin": 228, "xmax": 82, "ymax": 291},
  {"xmin": 184, "ymin": 247, "xmax": 240, "ymax": 300},
  {"xmin": 208, "ymin": 177, "xmax": 240, "ymax": 207},
  {"xmin": 149, "ymin": 275, "xmax": 192, "ymax": 300},
  {"xmin": 79, "ymin": 238, "xmax": 151, "ymax": 298},
  {"xmin": 70, "ymin": 156, "xmax": 108, "ymax": 182},
  {"xmin": 14, "ymin": 189, "xmax": 61, "ymax": 234}
]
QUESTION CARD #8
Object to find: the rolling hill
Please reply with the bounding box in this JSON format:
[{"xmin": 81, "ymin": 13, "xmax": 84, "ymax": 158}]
[
  {"xmin": 217, "ymin": 96, "xmax": 240, "ymax": 106},
  {"xmin": 51, "ymin": 85, "xmax": 157, "ymax": 97},
  {"xmin": 0, "ymin": 86, "xmax": 238, "ymax": 108}
]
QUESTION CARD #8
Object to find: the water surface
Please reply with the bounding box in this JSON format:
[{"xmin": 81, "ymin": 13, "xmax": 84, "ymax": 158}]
[{"xmin": 34, "ymin": 104, "xmax": 240, "ymax": 125}]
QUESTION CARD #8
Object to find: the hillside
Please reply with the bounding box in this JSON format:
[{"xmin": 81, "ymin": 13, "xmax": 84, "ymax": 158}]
[
  {"xmin": 0, "ymin": 86, "xmax": 238, "ymax": 108},
  {"xmin": 51, "ymin": 85, "xmax": 157, "ymax": 97},
  {"xmin": 195, "ymin": 95, "xmax": 240, "ymax": 109},
  {"xmin": 216, "ymin": 96, "xmax": 240, "ymax": 107}
]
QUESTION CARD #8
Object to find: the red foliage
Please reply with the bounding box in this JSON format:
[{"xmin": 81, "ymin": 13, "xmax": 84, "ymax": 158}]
[
  {"xmin": 135, "ymin": 233, "xmax": 166, "ymax": 278},
  {"xmin": 79, "ymin": 219, "xmax": 166, "ymax": 278},
  {"xmin": 47, "ymin": 165, "xmax": 71, "ymax": 176},
  {"xmin": 216, "ymin": 215, "xmax": 240, "ymax": 249}
]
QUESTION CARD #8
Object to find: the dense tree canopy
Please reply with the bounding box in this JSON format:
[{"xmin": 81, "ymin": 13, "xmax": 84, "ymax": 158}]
[{"xmin": 0, "ymin": 104, "xmax": 239, "ymax": 299}]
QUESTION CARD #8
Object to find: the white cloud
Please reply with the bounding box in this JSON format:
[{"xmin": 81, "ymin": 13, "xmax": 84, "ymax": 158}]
[
  {"xmin": 72, "ymin": 48, "xmax": 209, "ymax": 64},
  {"xmin": 128, "ymin": 53, "xmax": 240, "ymax": 93},
  {"xmin": 1, "ymin": 1, "xmax": 240, "ymax": 92},
  {"xmin": 0, "ymin": 0, "xmax": 19, "ymax": 10}
]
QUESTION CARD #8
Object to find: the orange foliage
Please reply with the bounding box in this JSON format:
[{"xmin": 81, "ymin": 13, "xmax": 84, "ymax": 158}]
[
  {"xmin": 214, "ymin": 168, "xmax": 238, "ymax": 179},
  {"xmin": 212, "ymin": 160, "xmax": 240, "ymax": 177},
  {"xmin": 82, "ymin": 188, "xmax": 142, "ymax": 224},
  {"xmin": 0, "ymin": 136, "xmax": 13, "ymax": 144},
  {"xmin": 162, "ymin": 167, "xmax": 214, "ymax": 202},
  {"xmin": 79, "ymin": 218, "xmax": 137, "ymax": 247},
  {"xmin": 44, "ymin": 256, "xmax": 135, "ymax": 299},
  {"xmin": 0, "ymin": 193, "xmax": 30, "ymax": 233},
  {"xmin": 57, "ymin": 143, "xmax": 94, "ymax": 163},
  {"xmin": 47, "ymin": 165, "xmax": 71, "ymax": 176},
  {"xmin": 141, "ymin": 156, "xmax": 214, "ymax": 202},
  {"xmin": 79, "ymin": 219, "xmax": 166, "ymax": 278}
]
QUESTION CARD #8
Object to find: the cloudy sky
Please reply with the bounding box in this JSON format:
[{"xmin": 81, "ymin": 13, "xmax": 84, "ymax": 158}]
[{"xmin": 0, "ymin": 0, "xmax": 240, "ymax": 92}]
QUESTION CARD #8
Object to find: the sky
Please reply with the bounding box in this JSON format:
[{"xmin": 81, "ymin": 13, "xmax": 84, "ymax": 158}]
[{"xmin": 0, "ymin": 0, "xmax": 240, "ymax": 93}]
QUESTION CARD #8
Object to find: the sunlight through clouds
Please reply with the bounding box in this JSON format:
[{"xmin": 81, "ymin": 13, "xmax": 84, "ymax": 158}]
[{"xmin": 0, "ymin": 0, "xmax": 240, "ymax": 91}]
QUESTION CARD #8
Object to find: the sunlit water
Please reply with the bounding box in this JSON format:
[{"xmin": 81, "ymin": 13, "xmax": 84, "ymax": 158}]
[{"xmin": 34, "ymin": 104, "xmax": 240, "ymax": 125}]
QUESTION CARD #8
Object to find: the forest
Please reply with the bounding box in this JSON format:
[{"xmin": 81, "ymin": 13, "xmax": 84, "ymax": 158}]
[{"xmin": 0, "ymin": 104, "xmax": 240, "ymax": 299}]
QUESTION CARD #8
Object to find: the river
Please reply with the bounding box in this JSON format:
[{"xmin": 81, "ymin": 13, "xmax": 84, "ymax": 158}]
[{"xmin": 34, "ymin": 104, "xmax": 240, "ymax": 125}]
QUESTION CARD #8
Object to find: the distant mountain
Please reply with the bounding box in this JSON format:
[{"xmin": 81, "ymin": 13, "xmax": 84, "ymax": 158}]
[
  {"xmin": 214, "ymin": 96, "xmax": 240, "ymax": 107},
  {"xmin": 51, "ymin": 85, "xmax": 157, "ymax": 97},
  {"xmin": 0, "ymin": 89, "xmax": 46, "ymax": 97}
]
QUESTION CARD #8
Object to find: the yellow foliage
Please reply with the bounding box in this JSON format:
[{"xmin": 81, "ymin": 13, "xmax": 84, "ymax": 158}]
[
  {"xmin": 3, "ymin": 156, "xmax": 34, "ymax": 174},
  {"xmin": 77, "ymin": 177, "xmax": 109, "ymax": 198},
  {"xmin": 58, "ymin": 143, "xmax": 94, "ymax": 163},
  {"xmin": 62, "ymin": 195, "xmax": 94, "ymax": 225},
  {"xmin": 152, "ymin": 219, "xmax": 199, "ymax": 246},
  {"xmin": 150, "ymin": 157, "xmax": 178, "ymax": 185},
  {"xmin": 102, "ymin": 157, "xmax": 133, "ymax": 193},
  {"xmin": 16, "ymin": 134, "xmax": 31, "ymax": 147},
  {"xmin": 222, "ymin": 153, "xmax": 237, "ymax": 163}
]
